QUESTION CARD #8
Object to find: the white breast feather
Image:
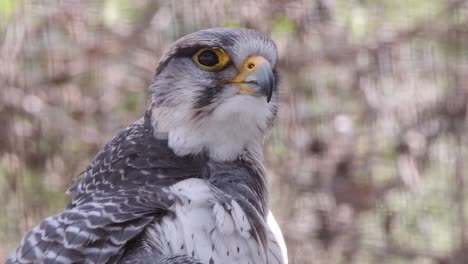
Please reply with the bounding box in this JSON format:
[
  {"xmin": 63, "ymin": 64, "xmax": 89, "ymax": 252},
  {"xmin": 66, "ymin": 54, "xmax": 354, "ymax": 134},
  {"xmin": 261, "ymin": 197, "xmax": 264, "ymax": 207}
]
[{"xmin": 147, "ymin": 178, "xmax": 286, "ymax": 264}]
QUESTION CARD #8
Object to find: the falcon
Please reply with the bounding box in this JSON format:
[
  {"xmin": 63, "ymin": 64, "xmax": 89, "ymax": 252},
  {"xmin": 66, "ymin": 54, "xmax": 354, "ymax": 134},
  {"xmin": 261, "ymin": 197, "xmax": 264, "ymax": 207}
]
[{"xmin": 8, "ymin": 28, "xmax": 287, "ymax": 264}]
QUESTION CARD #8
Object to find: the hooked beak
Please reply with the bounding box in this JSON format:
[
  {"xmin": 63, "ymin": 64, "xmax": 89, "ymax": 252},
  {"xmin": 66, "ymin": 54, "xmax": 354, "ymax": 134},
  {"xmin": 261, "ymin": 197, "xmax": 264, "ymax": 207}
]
[{"xmin": 229, "ymin": 56, "xmax": 274, "ymax": 103}]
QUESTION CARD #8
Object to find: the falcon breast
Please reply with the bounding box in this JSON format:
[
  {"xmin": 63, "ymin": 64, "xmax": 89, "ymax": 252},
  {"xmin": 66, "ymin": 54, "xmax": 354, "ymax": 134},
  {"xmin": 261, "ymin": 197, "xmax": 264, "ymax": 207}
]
[{"xmin": 8, "ymin": 28, "xmax": 287, "ymax": 264}]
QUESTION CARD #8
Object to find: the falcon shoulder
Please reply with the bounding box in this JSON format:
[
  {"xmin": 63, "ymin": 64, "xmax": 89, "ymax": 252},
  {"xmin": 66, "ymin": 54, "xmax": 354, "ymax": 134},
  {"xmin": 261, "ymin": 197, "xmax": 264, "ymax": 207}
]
[{"xmin": 8, "ymin": 116, "xmax": 204, "ymax": 264}]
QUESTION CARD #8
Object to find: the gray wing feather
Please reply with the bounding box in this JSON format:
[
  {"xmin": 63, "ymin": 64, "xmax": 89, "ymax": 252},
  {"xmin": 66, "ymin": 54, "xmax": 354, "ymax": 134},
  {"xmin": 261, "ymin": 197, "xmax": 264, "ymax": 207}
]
[
  {"xmin": 8, "ymin": 187, "xmax": 167, "ymax": 263},
  {"xmin": 8, "ymin": 118, "xmax": 204, "ymax": 264},
  {"xmin": 120, "ymin": 254, "xmax": 202, "ymax": 264}
]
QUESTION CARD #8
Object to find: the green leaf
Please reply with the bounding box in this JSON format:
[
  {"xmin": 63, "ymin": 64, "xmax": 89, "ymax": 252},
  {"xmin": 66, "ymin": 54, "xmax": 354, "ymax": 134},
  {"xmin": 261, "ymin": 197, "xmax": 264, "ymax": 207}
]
[
  {"xmin": 272, "ymin": 16, "xmax": 296, "ymax": 34},
  {"xmin": 0, "ymin": 0, "xmax": 20, "ymax": 21}
]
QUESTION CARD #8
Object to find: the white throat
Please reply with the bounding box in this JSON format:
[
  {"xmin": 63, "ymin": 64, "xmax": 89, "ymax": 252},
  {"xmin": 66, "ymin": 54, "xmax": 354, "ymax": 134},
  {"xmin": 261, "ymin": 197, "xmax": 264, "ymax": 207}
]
[{"xmin": 151, "ymin": 95, "xmax": 271, "ymax": 161}]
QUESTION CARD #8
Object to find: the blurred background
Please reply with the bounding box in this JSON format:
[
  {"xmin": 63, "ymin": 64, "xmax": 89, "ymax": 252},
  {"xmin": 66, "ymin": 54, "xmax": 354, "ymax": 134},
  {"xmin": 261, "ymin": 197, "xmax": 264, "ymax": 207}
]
[{"xmin": 1, "ymin": 0, "xmax": 468, "ymax": 263}]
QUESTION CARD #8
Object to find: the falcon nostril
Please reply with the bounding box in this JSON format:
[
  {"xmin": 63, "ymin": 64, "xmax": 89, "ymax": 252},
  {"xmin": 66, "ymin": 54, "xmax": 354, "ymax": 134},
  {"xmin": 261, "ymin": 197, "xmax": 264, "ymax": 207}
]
[{"xmin": 247, "ymin": 63, "xmax": 255, "ymax": 69}]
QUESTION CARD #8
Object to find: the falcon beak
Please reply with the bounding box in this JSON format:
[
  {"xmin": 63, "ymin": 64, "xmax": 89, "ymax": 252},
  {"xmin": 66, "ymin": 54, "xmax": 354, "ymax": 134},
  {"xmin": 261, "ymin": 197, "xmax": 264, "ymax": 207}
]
[{"xmin": 229, "ymin": 56, "xmax": 274, "ymax": 103}]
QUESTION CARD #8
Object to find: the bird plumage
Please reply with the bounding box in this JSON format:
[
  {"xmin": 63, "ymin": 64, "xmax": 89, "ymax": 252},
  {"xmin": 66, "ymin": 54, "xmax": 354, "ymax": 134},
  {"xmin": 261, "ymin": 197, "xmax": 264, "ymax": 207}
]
[{"xmin": 8, "ymin": 28, "xmax": 287, "ymax": 264}]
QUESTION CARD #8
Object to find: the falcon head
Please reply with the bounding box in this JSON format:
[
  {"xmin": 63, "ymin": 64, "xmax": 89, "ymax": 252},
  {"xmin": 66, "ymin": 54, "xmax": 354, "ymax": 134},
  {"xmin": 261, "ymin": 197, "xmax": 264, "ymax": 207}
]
[{"xmin": 148, "ymin": 28, "xmax": 279, "ymax": 161}]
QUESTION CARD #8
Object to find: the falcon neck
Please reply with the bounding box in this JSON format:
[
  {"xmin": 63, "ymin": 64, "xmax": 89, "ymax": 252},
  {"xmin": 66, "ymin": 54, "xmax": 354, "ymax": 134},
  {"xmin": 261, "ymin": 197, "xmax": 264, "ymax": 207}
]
[
  {"xmin": 144, "ymin": 111, "xmax": 270, "ymax": 217},
  {"xmin": 146, "ymin": 96, "xmax": 270, "ymax": 162},
  {"xmin": 206, "ymin": 151, "xmax": 270, "ymax": 218}
]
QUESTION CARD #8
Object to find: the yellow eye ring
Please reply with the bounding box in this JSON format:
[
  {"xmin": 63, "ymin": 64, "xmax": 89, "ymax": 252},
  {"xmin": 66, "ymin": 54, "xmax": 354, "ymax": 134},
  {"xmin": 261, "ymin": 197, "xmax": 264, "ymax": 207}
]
[{"xmin": 193, "ymin": 48, "xmax": 230, "ymax": 71}]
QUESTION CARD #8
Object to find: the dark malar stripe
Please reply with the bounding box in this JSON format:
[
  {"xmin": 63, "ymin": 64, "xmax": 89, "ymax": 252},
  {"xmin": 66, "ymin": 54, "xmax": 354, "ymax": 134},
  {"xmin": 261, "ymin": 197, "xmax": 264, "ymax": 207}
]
[{"xmin": 192, "ymin": 85, "xmax": 223, "ymax": 118}]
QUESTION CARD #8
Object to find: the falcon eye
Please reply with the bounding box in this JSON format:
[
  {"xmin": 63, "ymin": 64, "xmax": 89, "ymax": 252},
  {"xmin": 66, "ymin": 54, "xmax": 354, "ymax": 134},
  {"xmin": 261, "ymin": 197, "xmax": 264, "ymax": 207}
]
[
  {"xmin": 198, "ymin": 50, "xmax": 218, "ymax": 66},
  {"xmin": 193, "ymin": 48, "xmax": 230, "ymax": 71}
]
